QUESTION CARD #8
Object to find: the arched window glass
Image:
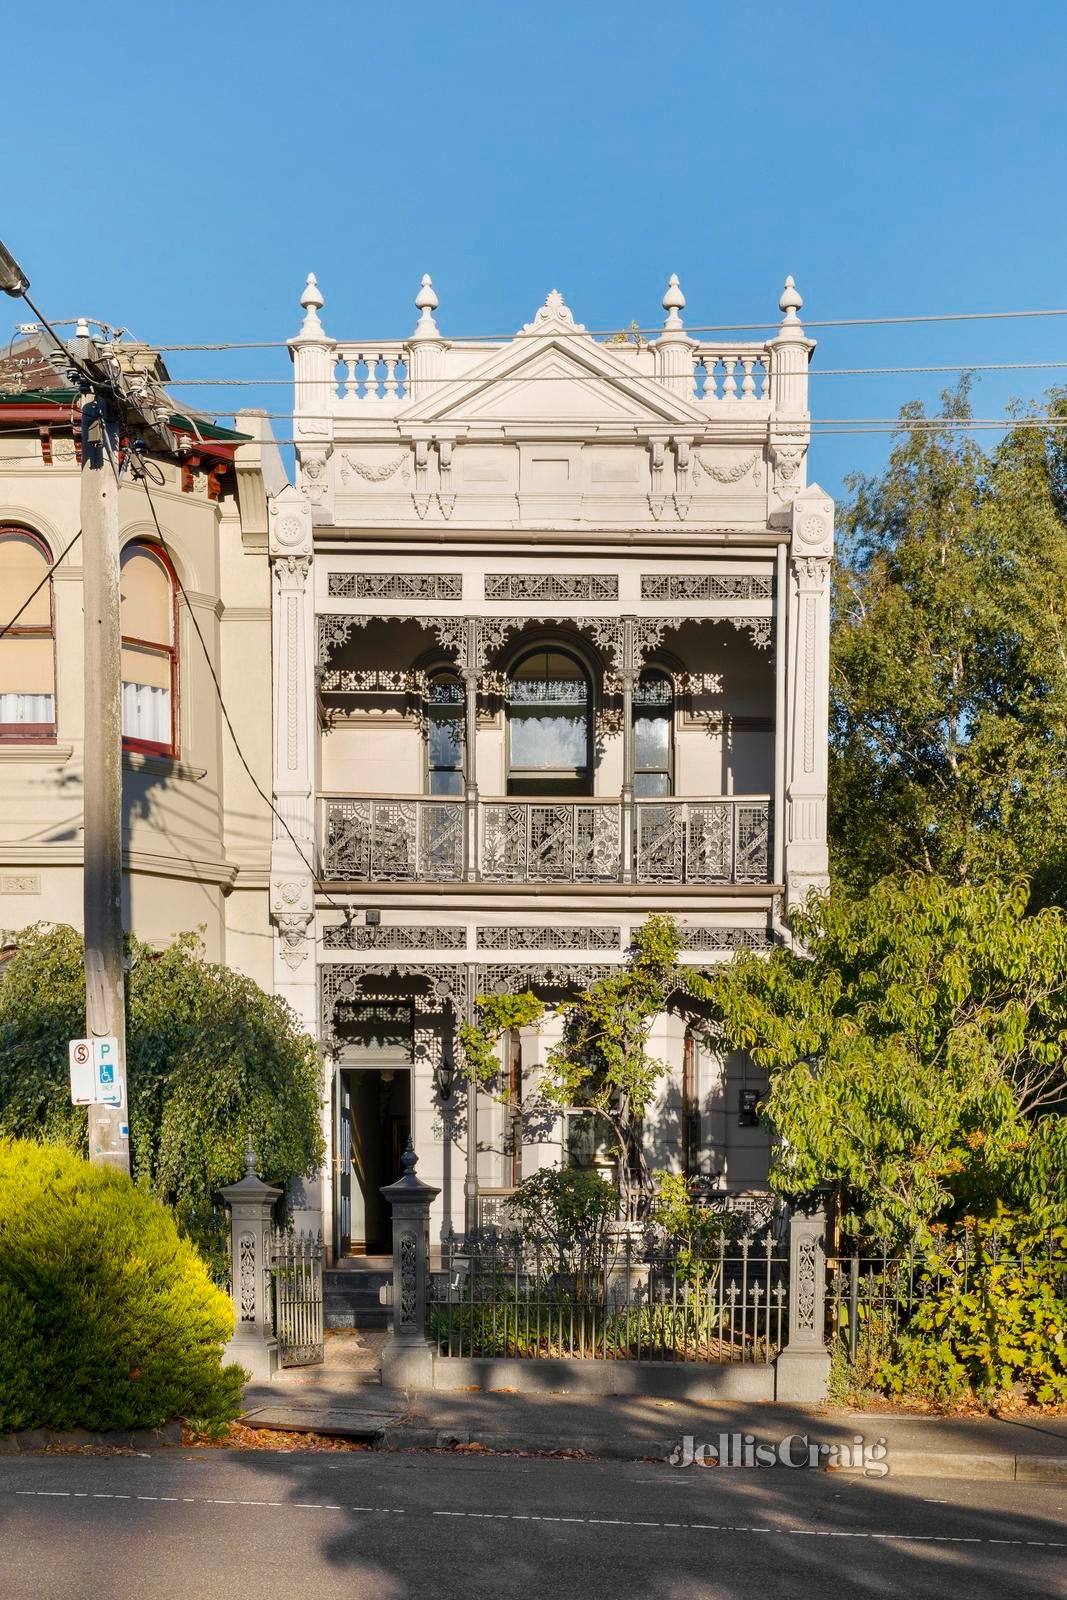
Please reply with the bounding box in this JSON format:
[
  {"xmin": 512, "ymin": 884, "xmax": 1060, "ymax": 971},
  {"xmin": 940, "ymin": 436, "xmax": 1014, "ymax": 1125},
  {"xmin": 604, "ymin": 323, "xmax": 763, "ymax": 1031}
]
[
  {"xmin": 120, "ymin": 543, "xmax": 177, "ymax": 754},
  {"xmin": 0, "ymin": 528, "xmax": 56, "ymax": 740},
  {"xmin": 507, "ymin": 647, "xmax": 591, "ymax": 797},
  {"xmin": 426, "ymin": 669, "xmax": 464, "ymax": 795},
  {"xmin": 633, "ymin": 669, "xmax": 673, "ymax": 797}
]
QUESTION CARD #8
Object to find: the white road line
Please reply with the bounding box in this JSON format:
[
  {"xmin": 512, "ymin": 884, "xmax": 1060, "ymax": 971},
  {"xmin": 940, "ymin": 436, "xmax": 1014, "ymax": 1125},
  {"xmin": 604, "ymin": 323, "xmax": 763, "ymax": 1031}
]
[{"xmin": 4, "ymin": 1489, "xmax": 1063, "ymax": 1549}]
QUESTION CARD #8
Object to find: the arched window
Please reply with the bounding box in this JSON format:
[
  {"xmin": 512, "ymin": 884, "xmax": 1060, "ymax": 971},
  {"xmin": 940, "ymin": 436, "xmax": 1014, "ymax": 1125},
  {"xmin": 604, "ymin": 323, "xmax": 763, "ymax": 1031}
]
[
  {"xmin": 633, "ymin": 668, "xmax": 674, "ymax": 796},
  {"xmin": 120, "ymin": 542, "xmax": 177, "ymax": 755},
  {"xmin": 507, "ymin": 646, "xmax": 592, "ymax": 797},
  {"xmin": 0, "ymin": 527, "xmax": 56, "ymax": 740},
  {"xmin": 425, "ymin": 668, "xmax": 464, "ymax": 795}
]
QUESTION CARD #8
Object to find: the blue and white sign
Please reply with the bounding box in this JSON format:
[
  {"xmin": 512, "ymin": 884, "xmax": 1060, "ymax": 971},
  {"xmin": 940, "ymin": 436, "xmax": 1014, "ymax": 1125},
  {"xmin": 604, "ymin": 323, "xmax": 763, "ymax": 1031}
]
[{"xmin": 92, "ymin": 1037, "xmax": 123, "ymax": 1106}]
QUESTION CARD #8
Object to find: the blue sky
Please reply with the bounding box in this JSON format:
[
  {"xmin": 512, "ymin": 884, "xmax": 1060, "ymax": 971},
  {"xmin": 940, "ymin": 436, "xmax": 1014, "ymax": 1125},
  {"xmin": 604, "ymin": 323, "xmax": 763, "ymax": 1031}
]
[{"xmin": 4, "ymin": 0, "xmax": 1066, "ymax": 501}]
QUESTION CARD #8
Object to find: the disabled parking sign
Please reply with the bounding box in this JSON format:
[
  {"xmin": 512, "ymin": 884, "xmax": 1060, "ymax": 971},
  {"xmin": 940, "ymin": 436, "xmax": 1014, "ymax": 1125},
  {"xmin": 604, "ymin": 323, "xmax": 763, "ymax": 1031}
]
[{"xmin": 93, "ymin": 1038, "xmax": 122, "ymax": 1105}]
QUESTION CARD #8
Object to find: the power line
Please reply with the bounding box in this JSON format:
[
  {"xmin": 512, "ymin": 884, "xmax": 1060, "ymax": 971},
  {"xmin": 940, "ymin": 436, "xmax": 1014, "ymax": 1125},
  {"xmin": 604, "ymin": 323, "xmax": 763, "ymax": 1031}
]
[
  {"xmin": 0, "ymin": 527, "xmax": 82, "ymax": 640},
  {"xmin": 155, "ymin": 361, "xmax": 1067, "ymax": 388},
  {"xmin": 132, "ymin": 462, "xmax": 342, "ymax": 912},
  {"xmin": 145, "ymin": 304, "xmax": 1067, "ymax": 352}
]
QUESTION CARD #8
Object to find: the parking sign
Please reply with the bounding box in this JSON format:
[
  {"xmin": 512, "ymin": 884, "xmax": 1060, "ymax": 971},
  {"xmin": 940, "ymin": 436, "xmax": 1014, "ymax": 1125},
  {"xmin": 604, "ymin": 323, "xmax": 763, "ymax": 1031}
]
[{"xmin": 93, "ymin": 1038, "xmax": 123, "ymax": 1106}]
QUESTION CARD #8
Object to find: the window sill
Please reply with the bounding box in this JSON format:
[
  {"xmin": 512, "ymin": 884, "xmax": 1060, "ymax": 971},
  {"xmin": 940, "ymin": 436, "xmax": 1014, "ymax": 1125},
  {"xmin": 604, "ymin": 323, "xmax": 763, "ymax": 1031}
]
[
  {"xmin": 0, "ymin": 743, "xmax": 73, "ymax": 763},
  {"xmin": 122, "ymin": 751, "xmax": 207, "ymax": 782}
]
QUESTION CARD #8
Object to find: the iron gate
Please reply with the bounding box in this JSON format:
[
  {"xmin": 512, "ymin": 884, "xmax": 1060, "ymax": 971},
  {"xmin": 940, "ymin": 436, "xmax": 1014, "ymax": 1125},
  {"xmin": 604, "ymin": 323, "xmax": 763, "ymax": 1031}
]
[{"xmin": 269, "ymin": 1228, "xmax": 325, "ymax": 1366}]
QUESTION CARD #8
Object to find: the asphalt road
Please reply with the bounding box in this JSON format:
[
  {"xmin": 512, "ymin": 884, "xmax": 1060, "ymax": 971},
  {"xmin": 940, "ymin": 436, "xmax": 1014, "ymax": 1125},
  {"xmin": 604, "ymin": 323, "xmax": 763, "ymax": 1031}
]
[{"xmin": 0, "ymin": 1448, "xmax": 1063, "ymax": 1599}]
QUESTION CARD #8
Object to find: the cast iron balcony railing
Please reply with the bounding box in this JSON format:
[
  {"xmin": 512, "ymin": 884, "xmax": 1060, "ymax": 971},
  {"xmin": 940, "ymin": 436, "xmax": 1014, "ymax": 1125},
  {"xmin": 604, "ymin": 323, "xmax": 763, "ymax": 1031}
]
[
  {"xmin": 323, "ymin": 796, "xmax": 466, "ymax": 882},
  {"xmin": 321, "ymin": 794, "xmax": 771, "ymax": 886},
  {"xmin": 633, "ymin": 798, "xmax": 771, "ymax": 884}
]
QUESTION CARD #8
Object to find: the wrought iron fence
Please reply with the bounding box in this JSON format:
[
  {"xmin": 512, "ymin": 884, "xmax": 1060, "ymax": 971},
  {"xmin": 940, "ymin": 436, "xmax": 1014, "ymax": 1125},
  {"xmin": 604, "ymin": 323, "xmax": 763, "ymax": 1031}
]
[
  {"xmin": 827, "ymin": 1230, "xmax": 1067, "ymax": 1365},
  {"xmin": 429, "ymin": 1224, "xmax": 788, "ymax": 1364},
  {"xmin": 269, "ymin": 1228, "xmax": 325, "ymax": 1367}
]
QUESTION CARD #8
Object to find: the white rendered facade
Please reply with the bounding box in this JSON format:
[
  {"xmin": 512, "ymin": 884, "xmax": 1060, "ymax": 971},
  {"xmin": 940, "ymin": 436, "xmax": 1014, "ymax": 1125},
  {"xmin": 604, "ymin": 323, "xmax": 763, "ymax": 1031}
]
[{"xmin": 269, "ymin": 272, "xmax": 833, "ymax": 1255}]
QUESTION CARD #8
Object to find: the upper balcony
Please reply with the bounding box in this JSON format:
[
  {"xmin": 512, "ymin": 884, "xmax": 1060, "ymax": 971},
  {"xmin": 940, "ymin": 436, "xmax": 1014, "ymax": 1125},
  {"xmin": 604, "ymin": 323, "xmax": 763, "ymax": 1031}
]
[{"xmin": 319, "ymin": 793, "xmax": 771, "ymax": 888}]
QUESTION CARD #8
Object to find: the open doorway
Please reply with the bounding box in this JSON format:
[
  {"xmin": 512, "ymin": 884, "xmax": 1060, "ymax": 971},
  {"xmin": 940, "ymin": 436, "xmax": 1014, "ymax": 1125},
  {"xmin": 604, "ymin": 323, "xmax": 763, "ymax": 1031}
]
[
  {"xmin": 347, "ymin": 1065, "xmax": 411, "ymax": 1254},
  {"xmin": 333, "ymin": 1001, "xmax": 414, "ymax": 1259}
]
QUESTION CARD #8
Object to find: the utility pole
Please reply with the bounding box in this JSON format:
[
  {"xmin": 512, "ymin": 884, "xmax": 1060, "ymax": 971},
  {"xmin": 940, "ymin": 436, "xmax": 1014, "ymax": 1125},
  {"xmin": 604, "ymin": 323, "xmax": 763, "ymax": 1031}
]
[
  {"xmin": 1, "ymin": 236, "xmax": 175, "ymax": 1176},
  {"xmin": 80, "ymin": 388, "xmax": 131, "ymax": 1172}
]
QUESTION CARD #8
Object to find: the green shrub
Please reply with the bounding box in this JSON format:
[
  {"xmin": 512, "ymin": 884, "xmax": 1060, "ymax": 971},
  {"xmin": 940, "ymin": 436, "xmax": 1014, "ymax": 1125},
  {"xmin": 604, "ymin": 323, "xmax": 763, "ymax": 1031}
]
[
  {"xmin": 854, "ymin": 1216, "xmax": 1067, "ymax": 1404},
  {"xmin": 508, "ymin": 1167, "xmax": 617, "ymax": 1258},
  {"xmin": 0, "ymin": 1139, "xmax": 245, "ymax": 1434}
]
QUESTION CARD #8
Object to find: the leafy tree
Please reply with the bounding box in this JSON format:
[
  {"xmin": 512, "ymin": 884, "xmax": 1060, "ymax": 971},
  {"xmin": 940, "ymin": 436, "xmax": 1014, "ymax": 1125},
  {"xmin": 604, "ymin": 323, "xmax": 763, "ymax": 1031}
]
[
  {"xmin": 830, "ymin": 383, "xmax": 1067, "ymax": 905},
  {"xmin": 700, "ymin": 876, "xmax": 1067, "ymax": 1240},
  {"xmin": 461, "ymin": 915, "xmax": 695, "ymax": 1221},
  {"xmin": 0, "ymin": 925, "xmax": 324, "ymax": 1264}
]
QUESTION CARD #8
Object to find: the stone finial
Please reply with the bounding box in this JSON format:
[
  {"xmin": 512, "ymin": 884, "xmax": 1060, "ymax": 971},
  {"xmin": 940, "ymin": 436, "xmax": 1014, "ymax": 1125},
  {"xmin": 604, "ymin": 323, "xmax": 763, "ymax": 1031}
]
[
  {"xmin": 779, "ymin": 274, "xmax": 804, "ymax": 324},
  {"xmin": 662, "ymin": 273, "xmax": 686, "ymax": 331},
  {"xmin": 412, "ymin": 273, "xmax": 440, "ymax": 337},
  {"xmin": 297, "ymin": 271, "xmax": 325, "ymax": 336},
  {"xmin": 244, "ymin": 1131, "xmax": 259, "ymax": 1177},
  {"xmin": 400, "ymin": 1136, "xmax": 417, "ymax": 1177}
]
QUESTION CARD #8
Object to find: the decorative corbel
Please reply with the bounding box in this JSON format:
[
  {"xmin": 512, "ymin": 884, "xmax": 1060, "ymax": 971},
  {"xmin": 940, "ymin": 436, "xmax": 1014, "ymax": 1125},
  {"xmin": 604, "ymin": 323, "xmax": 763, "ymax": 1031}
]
[
  {"xmin": 648, "ymin": 437, "xmax": 667, "ymax": 519},
  {"xmin": 672, "ymin": 437, "xmax": 691, "ymax": 520},
  {"xmin": 413, "ymin": 439, "xmax": 431, "ymax": 518},
  {"xmin": 436, "ymin": 438, "xmax": 454, "ymax": 519}
]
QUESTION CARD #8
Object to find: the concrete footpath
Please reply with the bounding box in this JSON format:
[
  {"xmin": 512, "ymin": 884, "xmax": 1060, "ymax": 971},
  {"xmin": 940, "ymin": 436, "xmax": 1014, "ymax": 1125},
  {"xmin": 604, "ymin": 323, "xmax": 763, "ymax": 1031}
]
[{"xmin": 241, "ymin": 1337, "xmax": 1067, "ymax": 1482}]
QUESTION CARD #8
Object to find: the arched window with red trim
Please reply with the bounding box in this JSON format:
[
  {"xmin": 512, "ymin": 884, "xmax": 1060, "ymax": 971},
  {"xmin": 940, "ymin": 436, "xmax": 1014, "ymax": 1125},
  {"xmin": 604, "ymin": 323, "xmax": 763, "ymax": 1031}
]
[
  {"xmin": 120, "ymin": 541, "xmax": 178, "ymax": 756},
  {"xmin": 0, "ymin": 526, "xmax": 56, "ymax": 741}
]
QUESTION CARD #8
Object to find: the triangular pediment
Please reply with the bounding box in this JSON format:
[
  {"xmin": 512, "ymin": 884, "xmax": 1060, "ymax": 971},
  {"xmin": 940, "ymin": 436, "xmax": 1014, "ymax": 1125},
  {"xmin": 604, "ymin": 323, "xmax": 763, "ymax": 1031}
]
[{"xmin": 398, "ymin": 295, "xmax": 709, "ymax": 427}]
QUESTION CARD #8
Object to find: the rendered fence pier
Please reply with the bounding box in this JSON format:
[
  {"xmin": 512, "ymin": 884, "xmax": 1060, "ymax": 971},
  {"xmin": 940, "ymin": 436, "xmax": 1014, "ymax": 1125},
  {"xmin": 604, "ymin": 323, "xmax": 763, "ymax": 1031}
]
[
  {"xmin": 219, "ymin": 1136, "xmax": 283, "ymax": 1382},
  {"xmin": 774, "ymin": 1189, "xmax": 832, "ymax": 1401},
  {"xmin": 380, "ymin": 1139, "xmax": 441, "ymax": 1388}
]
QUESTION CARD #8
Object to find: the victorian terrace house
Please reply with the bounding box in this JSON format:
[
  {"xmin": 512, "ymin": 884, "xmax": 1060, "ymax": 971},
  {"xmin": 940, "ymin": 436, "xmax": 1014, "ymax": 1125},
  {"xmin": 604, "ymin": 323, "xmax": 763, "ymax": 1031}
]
[{"xmin": 267, "ymin": 272, "xmax": 833, "ymax": 1259}]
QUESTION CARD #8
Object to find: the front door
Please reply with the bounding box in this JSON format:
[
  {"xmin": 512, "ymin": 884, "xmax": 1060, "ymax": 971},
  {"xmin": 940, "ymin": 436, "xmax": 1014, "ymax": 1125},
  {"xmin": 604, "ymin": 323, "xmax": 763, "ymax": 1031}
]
[
  {"xmin": 334, "ymin": 1069, "xmax": 352, "ymax": 1260},
  {"xmin": 340, "ymin": 1064, "xmax": 412, "ymax": 1256}
]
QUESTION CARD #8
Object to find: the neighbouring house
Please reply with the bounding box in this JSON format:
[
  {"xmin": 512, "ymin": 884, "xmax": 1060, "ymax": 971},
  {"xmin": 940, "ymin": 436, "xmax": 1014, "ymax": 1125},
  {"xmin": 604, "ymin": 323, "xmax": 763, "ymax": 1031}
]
[
  {"xmin": 269, "ymin": 270, "xmax": 833, "ymax": 1260},
  {"xmin": 0, "ymin": 332, "xmax": 283, "ymax": 991}
]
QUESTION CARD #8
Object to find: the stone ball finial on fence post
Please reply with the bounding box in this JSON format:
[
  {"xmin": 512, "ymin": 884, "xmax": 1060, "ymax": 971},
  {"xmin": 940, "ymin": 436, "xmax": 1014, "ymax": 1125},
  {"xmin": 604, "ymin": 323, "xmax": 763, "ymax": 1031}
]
[
  {"xmin": 379, "ymin": 1139, "xmax": 441, "ymax": 1391},
  {"xmin": 219, "ymin": 1138, "xmax": 283, "ymax": 1383}
]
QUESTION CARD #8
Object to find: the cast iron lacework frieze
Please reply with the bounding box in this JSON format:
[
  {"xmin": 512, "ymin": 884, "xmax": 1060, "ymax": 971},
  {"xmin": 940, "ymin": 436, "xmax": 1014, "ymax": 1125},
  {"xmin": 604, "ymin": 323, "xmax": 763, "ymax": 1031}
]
[
  {"xmin": 328, "ymin": 572, "xmax": 463, "ymax": 600},
  {"xmin": 323, "ymin": 922, "xmax": 468, "ymax": 951},
  {"xmin": 640, "ymin": 574, "xmax": 774, "ymax": 601},
  {"xmin": 477, "ymin": 962, "xmax": 617, "ymax": 995},
  {"xmin": 475, "ymin": 925, "xmax": 623, "ymax": 951},
  {"xmin": 484, "ymin": 574, "xmax": 619, "ymax": 602},
  {"xmin": 680, "ymin": 926, "xmax": 773, "ymax": 952}
]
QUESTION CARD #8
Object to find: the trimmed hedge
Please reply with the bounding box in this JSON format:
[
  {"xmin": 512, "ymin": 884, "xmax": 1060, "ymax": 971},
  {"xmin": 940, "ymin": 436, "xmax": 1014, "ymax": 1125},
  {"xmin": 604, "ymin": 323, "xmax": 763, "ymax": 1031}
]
[{"xmin": 0, "ymin": 1139, "xmax": 244, "ymax": 1434}]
